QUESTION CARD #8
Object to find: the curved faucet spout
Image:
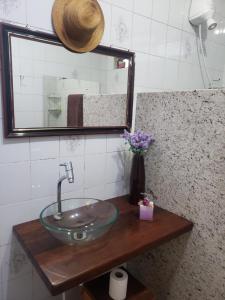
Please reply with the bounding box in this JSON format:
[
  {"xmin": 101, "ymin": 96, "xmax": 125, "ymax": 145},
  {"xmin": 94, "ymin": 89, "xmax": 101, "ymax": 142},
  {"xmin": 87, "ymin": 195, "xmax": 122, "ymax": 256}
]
[{"xmin": 54, "ymin": 162, "xmax": 74, "ymax": 220}]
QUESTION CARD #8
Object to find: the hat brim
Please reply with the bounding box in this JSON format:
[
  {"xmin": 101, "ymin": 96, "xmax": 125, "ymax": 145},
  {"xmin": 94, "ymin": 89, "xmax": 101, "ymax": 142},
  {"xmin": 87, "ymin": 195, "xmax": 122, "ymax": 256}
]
[{"xmin": 52, "ymin": 0, "xmax": 105, "ymax": 53}]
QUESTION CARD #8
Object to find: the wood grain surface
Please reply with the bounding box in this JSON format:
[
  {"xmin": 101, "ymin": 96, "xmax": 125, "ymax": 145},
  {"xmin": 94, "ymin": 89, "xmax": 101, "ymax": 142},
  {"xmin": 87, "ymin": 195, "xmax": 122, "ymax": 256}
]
[{"xmin": 13, "ymin": 196, "xmax": 193, "ymax": 295}]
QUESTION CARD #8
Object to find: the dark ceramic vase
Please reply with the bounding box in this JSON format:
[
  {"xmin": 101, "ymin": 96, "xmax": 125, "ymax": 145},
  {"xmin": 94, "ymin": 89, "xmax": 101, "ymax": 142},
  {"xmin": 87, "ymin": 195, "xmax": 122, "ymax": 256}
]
[{"xmin": 129, "ymin": 154, "xmax": 145, "ymax": 205}]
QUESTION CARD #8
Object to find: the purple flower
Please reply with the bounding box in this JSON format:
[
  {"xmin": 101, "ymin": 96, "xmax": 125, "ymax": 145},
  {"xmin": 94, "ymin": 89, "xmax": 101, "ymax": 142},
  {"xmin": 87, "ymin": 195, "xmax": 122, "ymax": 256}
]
[{"xmin": 121, "ymin": 129, "xmax": 154, "ymax": 154}]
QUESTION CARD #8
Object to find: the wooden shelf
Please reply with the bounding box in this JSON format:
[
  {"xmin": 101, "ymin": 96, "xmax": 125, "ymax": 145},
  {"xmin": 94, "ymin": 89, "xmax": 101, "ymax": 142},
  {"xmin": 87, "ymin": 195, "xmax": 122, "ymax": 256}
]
[
  {"xmin": 13, "ymin": 196, "xmax": 193, "ymax": 296},
  {"xmin": 82, "ymin": 268, "xmax": 155, "ymax": 300}
]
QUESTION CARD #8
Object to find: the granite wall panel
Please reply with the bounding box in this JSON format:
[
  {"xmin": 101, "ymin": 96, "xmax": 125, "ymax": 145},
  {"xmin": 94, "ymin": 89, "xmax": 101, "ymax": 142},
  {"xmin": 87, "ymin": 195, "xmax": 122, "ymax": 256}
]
[{"xmin": 128, "ymin": 90, "xmax": 225, "ymax": 300}]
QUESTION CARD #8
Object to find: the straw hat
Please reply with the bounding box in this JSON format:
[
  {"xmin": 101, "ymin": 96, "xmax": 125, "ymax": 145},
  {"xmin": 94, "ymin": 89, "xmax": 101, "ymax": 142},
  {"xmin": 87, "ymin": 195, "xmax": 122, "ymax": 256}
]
[{"xmin": 52, "ymin": 0, "xmax": 105, "ymax": 53}]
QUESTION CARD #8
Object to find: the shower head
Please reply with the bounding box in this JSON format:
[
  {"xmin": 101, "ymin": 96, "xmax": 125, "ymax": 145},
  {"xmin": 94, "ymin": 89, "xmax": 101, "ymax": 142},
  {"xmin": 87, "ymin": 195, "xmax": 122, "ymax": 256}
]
[
  {"xmin": 189, "ymin": 0, "xmax": 217, "ymax": 31},
  {"xmin": 207, "ymin": 18, "xmax": 217, "ymax": 30}
]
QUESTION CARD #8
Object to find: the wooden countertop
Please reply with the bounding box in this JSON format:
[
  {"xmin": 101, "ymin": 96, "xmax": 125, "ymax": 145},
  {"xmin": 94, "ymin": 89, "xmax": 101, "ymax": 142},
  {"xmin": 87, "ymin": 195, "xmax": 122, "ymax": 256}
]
[{"xmin": 13, "ymin": 196, "xmax": 193, "ymax": 296}]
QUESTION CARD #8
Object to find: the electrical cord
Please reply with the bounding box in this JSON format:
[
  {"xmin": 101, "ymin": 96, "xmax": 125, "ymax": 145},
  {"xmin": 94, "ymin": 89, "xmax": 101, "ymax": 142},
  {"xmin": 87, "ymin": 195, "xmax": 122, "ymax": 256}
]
[{"xmin": 198, "ymin": 24, "xmax": 213, "ymax": 88}]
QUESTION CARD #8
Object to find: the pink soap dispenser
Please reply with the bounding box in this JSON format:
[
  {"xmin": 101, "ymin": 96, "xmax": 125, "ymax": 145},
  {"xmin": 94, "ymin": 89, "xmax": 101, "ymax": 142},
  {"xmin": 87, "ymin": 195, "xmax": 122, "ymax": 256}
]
[{"xmin": 138, "ymin": 191, "xmax": 157, "ymax": 221}]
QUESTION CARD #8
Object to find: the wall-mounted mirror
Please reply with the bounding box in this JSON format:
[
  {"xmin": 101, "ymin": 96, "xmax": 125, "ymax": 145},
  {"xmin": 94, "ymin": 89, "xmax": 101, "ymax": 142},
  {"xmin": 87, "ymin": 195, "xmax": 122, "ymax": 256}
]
[{"xmin": 0, "ymin": 23, "xmax": 135, "ymax": 138}]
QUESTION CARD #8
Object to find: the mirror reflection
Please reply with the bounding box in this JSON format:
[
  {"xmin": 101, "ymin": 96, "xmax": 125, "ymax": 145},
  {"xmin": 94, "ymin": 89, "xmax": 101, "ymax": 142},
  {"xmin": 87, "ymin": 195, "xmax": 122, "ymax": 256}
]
[{"xmin": 11, "ymin": 36, "xmax": 129, "ymax": 128}]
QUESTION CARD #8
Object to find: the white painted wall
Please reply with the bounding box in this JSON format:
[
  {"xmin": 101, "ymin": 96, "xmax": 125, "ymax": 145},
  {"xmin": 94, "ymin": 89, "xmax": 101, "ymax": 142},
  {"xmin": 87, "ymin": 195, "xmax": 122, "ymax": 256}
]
[{"xmin": 0, "ymin": 0, "xmax": 225, "ymax": 299}]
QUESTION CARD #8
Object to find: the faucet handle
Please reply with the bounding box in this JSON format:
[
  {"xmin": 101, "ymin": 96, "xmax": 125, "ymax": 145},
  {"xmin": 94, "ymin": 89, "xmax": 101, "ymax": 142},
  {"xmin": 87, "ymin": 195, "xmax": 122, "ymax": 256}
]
[
  {"xmin": 60, "ymin": 161, "xmax": 73, "ymax": 171},
  {"xmin": 60, "ymin": 161, "xmax": 74, "ymax": 183}
]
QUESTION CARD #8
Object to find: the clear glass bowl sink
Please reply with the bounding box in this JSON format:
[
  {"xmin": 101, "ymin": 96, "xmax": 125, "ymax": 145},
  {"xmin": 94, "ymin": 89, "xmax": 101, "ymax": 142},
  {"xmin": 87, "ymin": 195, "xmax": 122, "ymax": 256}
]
[{"xmin": 40, "ymin": 198, "xmax": 119, "ymax": 245}]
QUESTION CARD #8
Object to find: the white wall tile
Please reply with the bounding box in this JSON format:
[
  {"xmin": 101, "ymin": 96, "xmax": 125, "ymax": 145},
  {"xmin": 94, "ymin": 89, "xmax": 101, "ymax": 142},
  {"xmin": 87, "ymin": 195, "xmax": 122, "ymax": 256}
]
[
  {"xmin": 1, "ymin": 238, "xmax": 32, "ymax": 283},
  {"xmin": 169, "ymin": 0, "xmax": 186, "ymax": 29},
  {"xmin": 208, "ymin": 15, "xmax": 225, "ymax": 45},
  {"xmin": 178, "ymin": 61, "xmax": 194, "ymax": 90},
  {"xmin": 85, "ymin": 135, "xmax": 106, "ymax": 154},
  {"xmin": 105, "ymin": 181, "xmax": 127, "ymax": 199},
  {"xmin": 30, "ymin": 137, "xmax": 59, "ymax": 161},
  {"xmin": 124, "ymin": 151, "xmax": 132, "ymax": 187},
  {"xmin": 84, "ymin": 154, "xmax": 106, "ymax": 188},
  {"xmin": 84, "ymin": 185, "xmax": 105, "ymax": 200},
  {"xmin": 11, "ymin": 58, "xmax": 20, "ymax": 77},
  {"xmin": 215, "ymin": 0, "xmax": 225, "ymax": 17},
  {"xmin": 0, "ymin": 162, "xmax": 31, "ymax": 206},
  {"xmin": 14, "ymin": 94, "xmax": 43, "ymax": 113},
  {"xmin": 60, "ymin": 136, "xmax": 85, "ymax": 158},
  {"xmin": 31, "ymin": 159, "xmax": 58, "ymax": 199},
  {"xmin": 149, "ymin": 55, "xmax": 165, "ymax": 89},
  {"xmin": 110, "ymin": 0, "xmax": 133, "ymax": 11},
  {"xmin": 17, "ymin": 58, "xmax": 33, "ymax": 77},
  {"xmin": 62, "ymin": 188, "xmax": 84, "ymax": 200},
  {"xmin": 0, "ymin": 281, "xmax": 2, "ymax": 300},
  {"xmin": 150, "ymin": 20, "xmax": 167, "ymax": 57},
  {"xmin": 3, "ymin": 273, "xmax": 32, "ymax": 300},
  {"xmin": 133, "ymin": 0, "xmax": 152, "ymax": 18},
  {"xmin": 107, "ymin": 134, "xmax": 125, "ymax": 152},
  {"xmin": 13, "ymin": 75, "xmax": 32, "ymax": 95},
  {"xmin": 180, "ymin": 31, "xmax": 198, "ymax": 65},
  {"xmin": 32, "ymin": 61, "xmax": 45, "ymax": 78},
  {"xmin": 32, "ymin": 41, "xmax": 45, "ymax": 61},
  {"xmin": 15, "ymin": 111, "xmax": 44, "ymax": 128},
  {"xmin": 132, "ymin": 14, "xmax": 151, "ymax": 53},
  {"xmin": 164, "ymin": 59, "xmax": 179, "ymax": 90},
  {"xmin": 17, "ymin": 39, "xmax": 33, "ymax": 59},
  {"xmin": 152, "ymin": 0, "xmax": 170, "ymax": 24},
  {"xmin": 32, "ymin": 268, "xmax": 62, "ymax": 300},
  {"xmin": 192, "ymin": 65, "xmax": 205, "ymax": 89},
  {"xmin": 182, "ymin": 0, "xmax": 194, "ymax": 33},
  {"xmin": 166, "ymin": 26, "xmax": 182, "ymax": 60},
  {"xmin": 0, "ymin": 0, "xmax": 26, "ymax": 24},
  {"xmin": 205, "ymin": 40, "xmax": 225, "ymax": 70},
  {"xmin": 0, "ymin": 122, "xmax": 29, "ymax": 164},
  {"xmin": 99, "ymin": 1, "xmax": 112, "ymax": 46},
  {"xmin": 0, "ymin": 197, "xmax": 54, "ymax": 246},
  {"xmin": 111, "ymin": 6, "xmax": 132, "ymax": 49},
  {"xmin": 106, "ymin": 152, "xmax": 125, "ymax": 183},
  {"xmin": 210, "ymin": 68, "xmax": 223, "ymax": 87},
  {"xmin": 135, "ymin": 52, "xmax": 151, "ymax": 87},
  {"xmin": 27, "ymin": 0, "xmax": 54, "ymax": 32},
  {"xmin": 32, "ymin": 268, "xmax": 50, "ymax": 300}
]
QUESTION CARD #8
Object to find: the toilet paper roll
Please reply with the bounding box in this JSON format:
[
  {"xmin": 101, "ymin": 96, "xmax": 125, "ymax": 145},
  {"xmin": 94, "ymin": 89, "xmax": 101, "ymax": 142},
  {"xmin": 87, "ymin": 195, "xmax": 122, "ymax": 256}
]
[{"xmin": 109, "ymin": 268, "xmax": 128, "ymax": 300}]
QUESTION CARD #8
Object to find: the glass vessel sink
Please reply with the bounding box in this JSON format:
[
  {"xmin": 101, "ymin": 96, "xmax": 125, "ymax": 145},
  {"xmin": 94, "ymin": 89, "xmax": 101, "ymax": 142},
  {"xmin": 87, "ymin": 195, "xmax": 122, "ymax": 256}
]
[{"xmin": 40, "ymin": 198, "xmax": 119, "ymax": 245}]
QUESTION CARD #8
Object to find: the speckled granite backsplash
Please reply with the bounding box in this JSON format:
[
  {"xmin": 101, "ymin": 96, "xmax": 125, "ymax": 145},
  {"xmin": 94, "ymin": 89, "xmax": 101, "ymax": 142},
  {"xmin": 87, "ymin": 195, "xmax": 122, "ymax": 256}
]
[
  {"xmin": 84, "ymin": 94, "xmax": 126, "ymax": 126},
  {"xmin": 128, "ymin": 90, "xmax": 225, "ymax": 300}
]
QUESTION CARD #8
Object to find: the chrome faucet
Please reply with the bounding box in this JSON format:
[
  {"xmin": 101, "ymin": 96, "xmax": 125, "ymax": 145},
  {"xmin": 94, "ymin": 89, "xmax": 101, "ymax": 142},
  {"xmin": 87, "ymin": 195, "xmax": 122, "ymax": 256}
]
[{"xmin": 54, "ymin": 161, "xmax": 74, "ymax": 220}]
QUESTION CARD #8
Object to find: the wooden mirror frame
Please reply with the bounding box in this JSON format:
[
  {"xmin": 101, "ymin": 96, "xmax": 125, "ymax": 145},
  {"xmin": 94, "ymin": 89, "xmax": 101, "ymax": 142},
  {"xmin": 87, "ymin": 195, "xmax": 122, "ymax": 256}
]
[{"xmin": 0, "ymin": 23, "xmax": 135, "ymax": 138}]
